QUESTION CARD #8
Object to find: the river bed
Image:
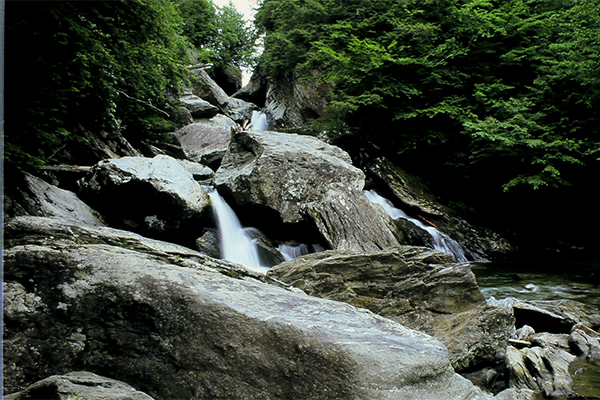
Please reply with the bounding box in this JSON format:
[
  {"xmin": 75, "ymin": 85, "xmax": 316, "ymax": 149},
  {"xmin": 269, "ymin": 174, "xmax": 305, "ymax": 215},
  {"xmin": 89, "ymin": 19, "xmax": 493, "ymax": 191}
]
[
  {"xmin": 470, "ymin": 260, "xmax": 600, "ymax": 309},
  {"xmin": 471, "ymin": 260, "xmax": 600, "ymax": 398}
]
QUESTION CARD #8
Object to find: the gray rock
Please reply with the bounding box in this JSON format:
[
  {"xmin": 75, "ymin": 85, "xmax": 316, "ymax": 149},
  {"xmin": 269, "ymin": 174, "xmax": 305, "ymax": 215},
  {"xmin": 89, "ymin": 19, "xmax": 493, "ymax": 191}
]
[
  {"xmin": 7, "ymin": 171, "xmax": 107, "ymax": 226},
  {"xmin": 569, "ymin": 325, "xmax": 600, "ymax": 358},
  {"xmin": 4, "ymin": 216, "xmax": 508, "ymax": 400},
  {"xmin": 195, "ymin": 228, "xmax": 221, "ymax": 259},
  {"xmin": 215, "ymin": 130, "xmax": 365, "ymax": 223},
  {"xmin": 506, "ymin": 345, "xmax": 576, "ymax": 398},
  {"xmin": 189, "ymin": 69, "xmax": 257, "ymax": 123},
  {"xmin": 265, "ymin": 70, "xmax": 331, "ymax": 129},
  {"xmin": 77, "ymin": 155, "xmax": 210, "ymax": 238},
  {"xmin": 367, "ymin": 157, "xmax": 515, "ymax": 260},
  {"xmin": 302, "ymin": 183, "xmax": 407, "ymax": 252},
  {"xmin": 512, "ymin": 299, "xmax": 600, "ymax": 332},
  {"xmin": 5, "ymin": 371, "xmax": 154, "ymax": 400},
  {"xmin": 268, "ymin": 247, "xmax": 514, "ymax": 370},
  {"xmin": 174, "ymin": 114, "xmax": 237, "ymax": 166},
  {"xmin": 179, "ymin": 93, "xmax": 219, "ymax": 118}
]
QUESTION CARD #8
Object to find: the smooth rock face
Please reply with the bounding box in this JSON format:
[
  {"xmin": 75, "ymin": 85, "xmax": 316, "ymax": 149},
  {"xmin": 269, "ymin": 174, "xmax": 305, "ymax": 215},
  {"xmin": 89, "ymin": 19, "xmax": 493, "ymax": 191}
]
[
  {"xmin": 77, "ymin": 155, "xmax": 210, "ymax": 239},
  {"xmin": 215, "ymin": 130, "xmax": 365, "ymax": 223},
  {"xmin": 4, "ymin": 216, "xmax": 501, "ymax": 400},
  {"xmin": 7, "ymin": 171, "xmax": 107, "ymax": 226},
  {"xmin": 5, "ymin": 371, "xmax": 154, "ymax": 400},
  {"xmin": 174, "ymin": 114, "xmax": 237, "ymax": 167},
  {"xmin": 268, "ymin": 247, "xmax": 514, "ymax": 370}
]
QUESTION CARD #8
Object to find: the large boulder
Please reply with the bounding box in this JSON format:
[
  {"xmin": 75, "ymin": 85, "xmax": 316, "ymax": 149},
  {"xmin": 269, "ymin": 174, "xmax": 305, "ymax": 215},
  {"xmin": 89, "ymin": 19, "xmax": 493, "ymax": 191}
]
[
  {"xmin": 5, "ymin": 171, "xmax": 107, "ymax": 226},
  {"xmin": 367, "ymin": 157, "xmax": 516, "ymax": 260},
  {"xmin": 302, "ymin": 183, "xmax": 420, "ymax": 252},
  {"xmin": 3, "ymin": 216, "xmax": 530, "ymax": 400},
  {"xmin": 77, "ymin": 155, "xmax": 211, "ymax": 240},
  {"xmin": 215, "ymin": 130, "xmax": 365, "ymax": 224},
  {"xmin": 173, "ymin": 114, "xmax": 237, "ymax": 167},
  {"xmin": 5, "ymin": 371, "xmax": 154, "ymax": 400},
  {"xmin": 179, "ymin": 89, "xmax": 219, "ymax": 118},
  {"xmin": 267, "ymin": 247, "xmax": 515, "ymax": 370}
]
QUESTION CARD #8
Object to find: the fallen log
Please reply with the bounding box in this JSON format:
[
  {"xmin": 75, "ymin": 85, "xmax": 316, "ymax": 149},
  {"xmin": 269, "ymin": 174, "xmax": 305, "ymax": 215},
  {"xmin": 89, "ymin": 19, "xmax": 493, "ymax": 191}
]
[
  {"xmin": 41, "ymin": 165, "xmax": 92, "ymax": 173},
  {"xmin": 508, "ymin": 339, "xmax": 532, "ymax": 347}
]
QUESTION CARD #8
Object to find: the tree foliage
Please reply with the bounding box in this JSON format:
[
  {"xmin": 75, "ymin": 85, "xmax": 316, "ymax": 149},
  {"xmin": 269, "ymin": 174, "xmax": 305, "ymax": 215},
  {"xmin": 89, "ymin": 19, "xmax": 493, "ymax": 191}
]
[
  {"xmin": 6, "ymin": 0, "xmax": 190, "ymax": 168},
  {"xmin": 256, "ymin": 0, "xmax": 600, "ymax": 192},
  {"xmin": 6, "ymin": 0, "xmax": 259, "ymax": 170}
]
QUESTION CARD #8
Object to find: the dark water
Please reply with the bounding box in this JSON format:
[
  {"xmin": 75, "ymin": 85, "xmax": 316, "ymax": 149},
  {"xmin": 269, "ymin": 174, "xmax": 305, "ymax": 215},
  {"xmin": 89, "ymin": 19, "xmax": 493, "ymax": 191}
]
[
  {"xmin": 470, "ymin": 260, "xmax": 600, "ymax": 309},
  {"xmin": 471, "ymin": 260, "xmax": 600, "ymax": 398}
]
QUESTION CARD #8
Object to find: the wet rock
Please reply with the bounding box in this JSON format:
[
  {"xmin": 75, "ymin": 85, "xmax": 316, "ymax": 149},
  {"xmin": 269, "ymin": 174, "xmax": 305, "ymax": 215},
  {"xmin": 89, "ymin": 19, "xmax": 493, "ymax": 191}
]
[
  {"xmin": 77, "ymin": 155, "xmax": 210, "ymax": 240},
  {"xmin": 215, "ymin": 130, "xmax": 365, "ymax": 223},
  {"xmin": 367, "ymin": 157, "xmax": 515, "ymax": 260},
  {"xmin": 194, "ymin": 228, "xmax": 220, "ymax": 259},
  {"xmin": 268, "ymin": 246, "xmax": 514, "ymax": 370},
  {"xmin": 5, "ymin": 371, "xmax": 154, "ymax": 400},
  {"xmin": 505, "ymin": 344, "xmax": 577, "ymax": 398},
  {"xmin": 5, "ymin": 171, "xmax": 107, "ymax": 226},
  {"xmin": 569, "ymin": 324, "xmax": 600, "ymax": 359},
  {"xmin": 4, "ymin": 216, "xmax": 505, "ymax": 400},
  {"xmin": 173, "ymin": 114, "xmax": 237, "ymax": 167}
]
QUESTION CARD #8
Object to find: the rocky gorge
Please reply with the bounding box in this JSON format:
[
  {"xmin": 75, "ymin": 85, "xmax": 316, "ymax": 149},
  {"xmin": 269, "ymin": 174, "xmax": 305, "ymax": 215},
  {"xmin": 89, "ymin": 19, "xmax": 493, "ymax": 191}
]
[{"xmin": 4, "ymin": 68, "xmax": 600, "ymax": 400}]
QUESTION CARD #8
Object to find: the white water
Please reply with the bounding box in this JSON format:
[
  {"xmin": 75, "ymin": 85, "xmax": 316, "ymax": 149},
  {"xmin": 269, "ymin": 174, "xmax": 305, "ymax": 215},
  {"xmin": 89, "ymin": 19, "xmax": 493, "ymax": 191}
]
[
  {"xmin": 208, "ymin": 188, "xmax": 269, "ymax": 273},
  {"xmin": 364, "ymin": 190, "xmax": 468, "ymax": 262},
  {"xmin": 251, "ymin": 111, "xmax": 268, "ymax": 131},
  {"xmin": 278, "ymin": 243, "xmax": 311, "ymax": 261}
]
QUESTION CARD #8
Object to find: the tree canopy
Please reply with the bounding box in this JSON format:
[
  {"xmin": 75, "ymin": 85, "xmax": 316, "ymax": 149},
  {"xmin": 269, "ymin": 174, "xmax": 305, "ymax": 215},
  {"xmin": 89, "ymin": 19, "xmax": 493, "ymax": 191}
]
[
  {"xmin": 256, "ymin": 0, "xmax": 600, "ymax": 193},
  {"xmin": 5, "ymin": 0, "xmax": 258, "ymax": 169}
]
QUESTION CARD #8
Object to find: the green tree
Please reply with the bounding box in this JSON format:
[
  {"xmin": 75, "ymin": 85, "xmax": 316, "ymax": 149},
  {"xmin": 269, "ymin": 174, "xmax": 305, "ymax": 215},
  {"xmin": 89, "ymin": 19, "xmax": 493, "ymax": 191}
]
[
  {"xmin": 256, "ymin": 0, "xmax": 600, "ymax": 193},
  {"xmin": 5, "ymin": 0, "xmax": 190, "ymax": 169}
]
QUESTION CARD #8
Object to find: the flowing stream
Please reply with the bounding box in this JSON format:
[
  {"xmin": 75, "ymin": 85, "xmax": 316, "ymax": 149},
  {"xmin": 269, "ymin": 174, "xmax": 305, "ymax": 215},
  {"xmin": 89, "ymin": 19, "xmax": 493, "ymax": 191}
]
[
  {"xmin": 364, "ymin": 190, "xmax": 468, "ymax": 262},
  {"xmin": 207, "ymin": 188, "xmax": 269, "ymax": 274},
  {"xmin": 251, "ymin": 110, "xmax": 269, "ymax": 131}
]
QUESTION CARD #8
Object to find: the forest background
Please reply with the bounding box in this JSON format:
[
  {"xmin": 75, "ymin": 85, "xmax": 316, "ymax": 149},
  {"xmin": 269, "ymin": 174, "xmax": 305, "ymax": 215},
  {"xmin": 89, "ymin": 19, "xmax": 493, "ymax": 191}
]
[{"xmin": 5, "ymin": 0, "xmax": 600, "ymax": 260}]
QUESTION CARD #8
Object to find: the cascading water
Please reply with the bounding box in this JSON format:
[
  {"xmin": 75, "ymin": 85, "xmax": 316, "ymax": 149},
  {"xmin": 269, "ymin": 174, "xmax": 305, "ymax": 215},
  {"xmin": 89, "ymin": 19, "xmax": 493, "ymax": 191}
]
[
  {"xmin": 251, "ymin": 110, "xmax": 269, "ymax": 131},
  {"xmin": 278, "ymin": 243, "xmax": 311, "ymax": 261},
  {"xmin": 364, "ymin": 190, "xmax": 468, "ymax": 262},
  {"xmin": 207, "ymin": 188, "xmax": 269, "ymax": 273}
]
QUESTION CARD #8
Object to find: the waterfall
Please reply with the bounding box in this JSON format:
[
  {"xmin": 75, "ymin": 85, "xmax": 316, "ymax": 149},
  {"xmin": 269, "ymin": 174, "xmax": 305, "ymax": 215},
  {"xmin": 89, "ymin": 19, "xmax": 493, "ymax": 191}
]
[
  {"xmin": 207, "ymin": 188, "xmax": 269, "ymax": 273},
  {"xmin": 278, "ymin": 243, "xmax": 311, "ymax": 261},
  {"xmin": 364, "ymin": 190, "xmax": 468, "ymax": 262},
  {"xmin": 251, "ymin": 111, "xmax": 268, "ymax": 131}
]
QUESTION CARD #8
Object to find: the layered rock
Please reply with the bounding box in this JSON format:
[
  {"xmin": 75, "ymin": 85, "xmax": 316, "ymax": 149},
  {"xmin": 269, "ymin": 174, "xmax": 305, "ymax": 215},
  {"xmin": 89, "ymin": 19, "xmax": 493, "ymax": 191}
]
[
  {"xmin": 4, "ymin": 216, "xmax": 529, "ymax": 400},
  {"xmin": 77, "ymin": 155, "xmax": 210, "ymax": 239},
  {"xmin": 215, "ymin": 130, "xmax": 365, "ymax": 223},
  {"xmin": 267, "ymin": 247, "xmax": 514, "ymax": 370},
  {"xmin": 302, "ymin": 183, "xmax": 413, "ymax": 252}
]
